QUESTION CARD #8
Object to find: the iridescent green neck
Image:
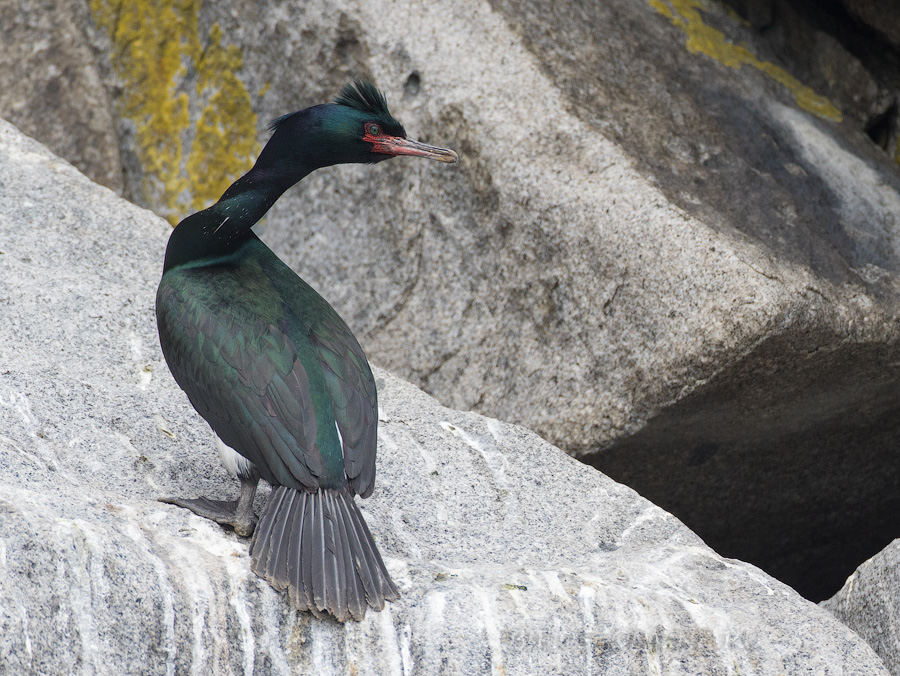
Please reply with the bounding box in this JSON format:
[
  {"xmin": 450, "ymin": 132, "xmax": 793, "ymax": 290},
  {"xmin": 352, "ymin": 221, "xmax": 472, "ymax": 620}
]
[{"xmin": 162, "ymin": 167, "xmax": 309, "ymax": 273}]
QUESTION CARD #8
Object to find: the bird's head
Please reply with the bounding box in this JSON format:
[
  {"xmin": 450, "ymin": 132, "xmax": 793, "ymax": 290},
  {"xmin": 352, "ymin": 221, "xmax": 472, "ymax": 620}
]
[
  {"xmin": 165, "ymin": 81, "xmax": 458, "ymax": 271},
  {"xmin": 256, "ymin": 81, "xmax": 457, "ymax": 177}
]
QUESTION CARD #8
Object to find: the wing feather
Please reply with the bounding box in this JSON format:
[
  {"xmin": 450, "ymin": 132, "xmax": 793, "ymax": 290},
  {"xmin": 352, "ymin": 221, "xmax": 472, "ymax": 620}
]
[
  {"xmin": 311, "ymin": 320, "xmax": 378, "ymax": 497},
  {"xmin": 157, "ymin": 243, "xmax": 379, "ymax": 496},
  {"xmin": 158, "ymin": 274, "xmax": 324, "ymax": 490}
]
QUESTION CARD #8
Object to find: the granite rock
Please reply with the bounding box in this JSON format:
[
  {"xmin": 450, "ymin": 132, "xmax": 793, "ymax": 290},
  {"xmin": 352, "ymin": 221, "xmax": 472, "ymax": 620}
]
[
  {"xmin": 0, "ymin": 118, "xmax": 890, "ymax": 675},
  {"xmin": 824, "ymin": 539, "xmax": 900, "ymax": 676},
  {"xmin": 5, "ymin": 0, "xmax": 900, "ymax": 601},
  {"xmin": 0, "ymin": 0, "xmax": 122, "ymax": 191}
]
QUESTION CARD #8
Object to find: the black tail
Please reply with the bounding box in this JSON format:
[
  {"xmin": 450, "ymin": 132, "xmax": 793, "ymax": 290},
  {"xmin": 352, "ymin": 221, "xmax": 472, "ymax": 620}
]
[{"xmin": 249, "ymin": 485, "xmax": 399, "ymax": 622}]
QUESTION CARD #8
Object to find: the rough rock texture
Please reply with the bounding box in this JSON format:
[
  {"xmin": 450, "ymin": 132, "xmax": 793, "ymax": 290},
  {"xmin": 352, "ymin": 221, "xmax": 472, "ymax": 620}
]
[
  {"xmin": 0, "ymin": 0, "xmax": 122, "ymax": 192},
  {"xmin": 6, "ymin": 0, "xmax": 900, "ymax": 600},
  {"xmin": 258, "ymin": 0, "xmax": 900, "ymax": 601},
  {"xmin": 723, "ymin": 0, "xmax": 900, "ymax": 154},
  {"xmin": 840, "ymin": 0, "xmax": 900, "ymax": 48},
  {"xmin": 823, "ymin": 539, "xmax": 900, "ymax": 676},
  {"xmin": 0, "ymin": 119, "xmax": 891, "ymax": 675}
]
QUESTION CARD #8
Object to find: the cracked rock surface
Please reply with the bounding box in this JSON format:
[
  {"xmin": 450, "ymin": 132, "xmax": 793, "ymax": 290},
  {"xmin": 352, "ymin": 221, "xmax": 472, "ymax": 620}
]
[{"xmin": 0, "ymin": 119, "xmax": 890, "ymax": 675}]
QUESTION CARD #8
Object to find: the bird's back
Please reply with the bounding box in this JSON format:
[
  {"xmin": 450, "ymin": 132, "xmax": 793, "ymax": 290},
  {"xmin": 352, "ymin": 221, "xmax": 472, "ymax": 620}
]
[
  {"xmin": 156, "ymin": 235, "xmax": 378, "ymax": 495},
  {"xmin": 153, "ymin": 81, "xmax": 456, "ymax": 620}
]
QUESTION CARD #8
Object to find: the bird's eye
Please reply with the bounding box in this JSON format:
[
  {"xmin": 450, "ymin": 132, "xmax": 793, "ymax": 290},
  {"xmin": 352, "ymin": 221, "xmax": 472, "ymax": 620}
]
[{"xmin": 365, "ymin": 123, "xmax": 382, "ymax": 137}]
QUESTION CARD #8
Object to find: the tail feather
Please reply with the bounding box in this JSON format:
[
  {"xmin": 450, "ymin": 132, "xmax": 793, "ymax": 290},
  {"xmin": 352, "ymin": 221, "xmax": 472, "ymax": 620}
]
[
  {"xmin": 330, "ymin": 491, "xmax": 365, "ymax": 620},
  {"xmin": 251, "ymin": 484, "xmax": 285, "ymax": 573},
  {"xmin": 310, "ymin": 492, "xmax": 329, "ymax": 613},
  {"xmin": 325, "ymin": 490, "xmax": 350, "ymax": 622},
  {"xmin": 285, "ymin": 492, "xmax": 307, "ymax": 611},
  {"xmin": 341, "ymin": 492, "xmax": 398, "ymax": 606},
  {"xmin": 250, "ymin": 485, "xmax": 398, "ymax": 622},
  {"xmin": 299, "ymin": 496, "xmax": 315, "ymax": 610},
  {"xmin": 268, "ymin": 489, "xmax": 296, "ymax": 592}
]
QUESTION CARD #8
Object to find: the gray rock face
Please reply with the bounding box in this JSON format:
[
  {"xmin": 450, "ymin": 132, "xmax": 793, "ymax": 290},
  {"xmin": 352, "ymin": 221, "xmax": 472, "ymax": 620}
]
[
  {"xmin": 840, "ymin": 0, "xmax": 900, "ymax": 48},
  {"xmin": 0, "ymin": 0, "xmax": 122, "ymax": 192},
  {"xmin": 0, "ymin": 120, "xmax": 890, "ymax": 675},
  {"xmin": 258, "ymin": 0, "xmax": 900, "ymax": 600},
  {"xmin": 823, "ymin": 539, "xmax": 900, "ymax": 676},
  {"xmin": 6, "ymin": 0, "xmax": 900, "ymax": 601},
  {"xmin": 721, "ymin": 0, "xmax": 900, "ymax": 166}
]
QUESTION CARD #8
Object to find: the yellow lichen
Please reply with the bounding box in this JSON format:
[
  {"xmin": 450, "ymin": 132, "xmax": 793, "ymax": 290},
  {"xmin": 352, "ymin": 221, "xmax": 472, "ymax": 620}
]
[
  {"xmin": 89, "ymin": 0, "xmax": 259, "ymax": 224},
  {"xmin": 186, "ymin": 23, "xmax": 260, "ymax": 212},
  {"xmin": 649, "ymin": 0, "xmax": 843, "ymax": 122}
]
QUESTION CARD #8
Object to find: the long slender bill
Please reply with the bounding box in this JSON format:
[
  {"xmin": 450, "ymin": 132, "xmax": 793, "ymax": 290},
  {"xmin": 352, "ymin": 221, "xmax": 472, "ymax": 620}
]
[{"xmin": 377, "ymin": 136, "xmax": 459, "ymax": 163}]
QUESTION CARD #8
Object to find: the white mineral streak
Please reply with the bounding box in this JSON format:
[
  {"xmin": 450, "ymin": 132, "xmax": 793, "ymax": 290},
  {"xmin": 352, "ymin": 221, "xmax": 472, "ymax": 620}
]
[
  {"xmin": 377, "ymin": 606, "xmax": 405, "ymax": 676},
  {"xmin": 772, "ymin": 102, "xmax": 900, "ymax": 261},
  {"xmin": 475, "ymin": 587, "xmax": 505, "ymax": 675},
  {"xmin": 121, "ymin": 519, "xmax": 177, "ymax": 676},
  {"xmin": 164, "ymin": 534, "xmax": 215, "ymax": 675},
  {"xmin": 399, "ymin": 622, "xmax": 414, "ymax": 676},
  {"xmin": 0, "ymin": 107, "xmax": 889, "ymax": 674}
]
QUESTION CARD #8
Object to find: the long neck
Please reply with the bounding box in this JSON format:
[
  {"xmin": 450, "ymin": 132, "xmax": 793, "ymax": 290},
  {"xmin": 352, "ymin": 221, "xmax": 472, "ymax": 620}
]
[{"xmin": 162, "ymin": 164, "xmax": 313, "ymax": 272}]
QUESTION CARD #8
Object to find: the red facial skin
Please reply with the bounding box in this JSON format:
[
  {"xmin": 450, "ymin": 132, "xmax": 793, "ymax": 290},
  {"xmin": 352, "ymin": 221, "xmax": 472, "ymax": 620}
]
[
  {"xmin": 364, "ymin": 123, "xmax": 459, "ymax": 163},
  {"xmin": 363, "ymin": 127, "xmax": 398, "ymax": 155}
]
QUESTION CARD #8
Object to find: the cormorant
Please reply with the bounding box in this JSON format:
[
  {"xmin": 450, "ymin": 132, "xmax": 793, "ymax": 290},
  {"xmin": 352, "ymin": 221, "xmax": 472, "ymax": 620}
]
[{"xmin": 156, "ymin": 81, "xmax": 457, "ymax": 622}]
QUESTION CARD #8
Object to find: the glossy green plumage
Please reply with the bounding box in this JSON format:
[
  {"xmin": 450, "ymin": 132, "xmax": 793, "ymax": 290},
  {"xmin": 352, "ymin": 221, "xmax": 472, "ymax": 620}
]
[
  {"xmin": 157, "ymin": 234, "xmax": 377, "ymax": 495},
  {"xmin": 155, "ymin": 81, "xmax": 454, "ymax": 621}
]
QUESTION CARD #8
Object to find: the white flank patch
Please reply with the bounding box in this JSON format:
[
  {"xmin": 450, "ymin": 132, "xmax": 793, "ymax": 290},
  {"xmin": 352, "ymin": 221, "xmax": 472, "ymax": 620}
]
[{"xmin": 215, "ymin": 435, "xmax": 254, "ymax": 478}]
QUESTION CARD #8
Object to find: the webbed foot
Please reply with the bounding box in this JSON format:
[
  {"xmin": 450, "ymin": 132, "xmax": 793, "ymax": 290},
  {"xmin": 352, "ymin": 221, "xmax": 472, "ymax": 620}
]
[{"xmin": 159, "ymin": 474, "xmax": 259, "ymax": 537}]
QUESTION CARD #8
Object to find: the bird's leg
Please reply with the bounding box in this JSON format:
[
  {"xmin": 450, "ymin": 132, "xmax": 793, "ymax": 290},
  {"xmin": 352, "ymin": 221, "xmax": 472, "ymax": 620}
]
[{"xmin": 159, "ymin": 473, "xmax": 259, "ymax": 537}]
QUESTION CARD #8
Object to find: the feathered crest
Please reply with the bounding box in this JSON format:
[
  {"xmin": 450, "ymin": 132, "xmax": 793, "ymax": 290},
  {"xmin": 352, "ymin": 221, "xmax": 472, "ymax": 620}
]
[
  {"xmin": 335, "ymin": 80, "xmax": 404, "ymax": 135},
  {"xmin": 335, "ymin": 80, "xmax": 391, "ymax": 116},
  {"xmin": 267, "ymin": 81, "xmax": 403, "ymax": 134}
]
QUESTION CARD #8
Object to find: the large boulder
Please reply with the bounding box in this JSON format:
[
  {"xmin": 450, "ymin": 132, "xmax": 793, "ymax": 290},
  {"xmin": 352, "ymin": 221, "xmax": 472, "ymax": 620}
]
[
  {"xmin": 840, "ymin": 0, "xmax": 900, "ymax": 49},
  {"xmin": 823, "ymin": 539, "xmax": 900, "ymax": 676},
  {"xmin": 3, "ymin": 0, "xmax": 900, "ymax": 600},
  {"xmin": 0, "ymin": 119, "xmax": 890, "ymax": 675},
  {"xmin": 259, "ymin": 0, "xmax": 900, "ymax": 601},
  {"xmin": 0, "ymin": 0, "xmax": 122, "ymax": 191}
]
